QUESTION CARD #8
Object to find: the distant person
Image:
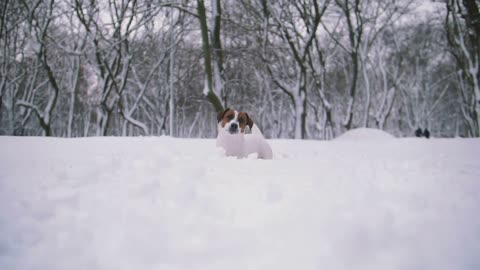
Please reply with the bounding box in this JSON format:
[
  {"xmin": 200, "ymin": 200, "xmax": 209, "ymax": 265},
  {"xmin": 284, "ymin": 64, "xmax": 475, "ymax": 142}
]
[
  {"xmin": 424, "ymin": 128, "xmax": 430, "ymax": 139},
  {"xmin": 415, "ymin": 127, "xmax": 423, "ymax": 137}
]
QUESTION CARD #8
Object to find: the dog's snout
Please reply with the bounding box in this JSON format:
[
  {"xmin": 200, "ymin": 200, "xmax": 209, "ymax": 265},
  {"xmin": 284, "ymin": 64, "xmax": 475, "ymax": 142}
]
[{"xmin": 228, "ymin": 123, "xmax": 239, "ymax": 134}]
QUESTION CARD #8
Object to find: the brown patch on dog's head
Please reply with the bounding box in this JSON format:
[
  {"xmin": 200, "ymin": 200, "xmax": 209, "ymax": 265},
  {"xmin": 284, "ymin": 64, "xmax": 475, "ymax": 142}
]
[
  {"xmin": 217, "ymin": 108, "xmax": 235, "ymax": 127},
  {"xmin": 238, "ymin": 112, "xmax": 254, "ymax": 133},
  {"xmin": 217, "ymin": 108, "xmax": 229, "ymax": 122}
]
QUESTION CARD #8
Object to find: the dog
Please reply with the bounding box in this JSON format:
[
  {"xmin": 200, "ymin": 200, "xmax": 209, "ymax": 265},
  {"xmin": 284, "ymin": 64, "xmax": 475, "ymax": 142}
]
[{"xmin": 216, "ymin": 108, "xmax": 273, "ymax": 159}]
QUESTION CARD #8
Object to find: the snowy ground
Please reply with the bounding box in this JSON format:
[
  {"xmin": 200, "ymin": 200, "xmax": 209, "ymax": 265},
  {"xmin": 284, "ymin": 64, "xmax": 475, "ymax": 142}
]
[{"xmin": 1, "ymin": 131, "xmax": 479, "ymax": 270}]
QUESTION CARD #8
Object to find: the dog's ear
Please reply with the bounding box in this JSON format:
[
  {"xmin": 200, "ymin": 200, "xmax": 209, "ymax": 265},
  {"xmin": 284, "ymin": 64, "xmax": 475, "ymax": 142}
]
[
  {"xmin": 217, "ymin": 108, "xmax": 231, "ymax": 122},
  {"xmin": 245, "ymin": 112, "xmax": 254, "ymax": 130}
]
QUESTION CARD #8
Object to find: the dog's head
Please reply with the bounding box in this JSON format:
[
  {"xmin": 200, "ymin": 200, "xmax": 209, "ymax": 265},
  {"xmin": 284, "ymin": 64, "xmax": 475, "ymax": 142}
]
[{"xmin": 217, "ymin": 108, "xmax": 254, "ymax": 135}]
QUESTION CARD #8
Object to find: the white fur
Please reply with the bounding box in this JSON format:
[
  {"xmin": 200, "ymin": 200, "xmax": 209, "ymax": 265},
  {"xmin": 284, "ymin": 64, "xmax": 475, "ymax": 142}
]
[{"xmin": 216, "ymin": 122, "xmax": 273, "ymax": 159}]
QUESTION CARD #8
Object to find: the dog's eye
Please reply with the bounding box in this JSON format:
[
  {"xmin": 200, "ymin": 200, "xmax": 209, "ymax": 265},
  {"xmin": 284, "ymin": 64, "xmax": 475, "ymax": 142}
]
[{"xmin": 227, "ymin": 114, "xmax": 234, "ymax": 120}]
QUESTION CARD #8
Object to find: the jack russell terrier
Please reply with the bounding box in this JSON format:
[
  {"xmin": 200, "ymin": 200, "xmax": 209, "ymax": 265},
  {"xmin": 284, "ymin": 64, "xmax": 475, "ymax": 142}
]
[{"xmin": 216, "ymin": 108, "xmax": 273, "ymax": 159}]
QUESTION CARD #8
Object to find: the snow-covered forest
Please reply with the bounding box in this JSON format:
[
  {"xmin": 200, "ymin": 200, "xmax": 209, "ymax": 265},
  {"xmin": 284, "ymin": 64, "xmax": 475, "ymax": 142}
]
[{"xmin": 1, "ymin": 0, "xmax": 479, "ymax": 139}]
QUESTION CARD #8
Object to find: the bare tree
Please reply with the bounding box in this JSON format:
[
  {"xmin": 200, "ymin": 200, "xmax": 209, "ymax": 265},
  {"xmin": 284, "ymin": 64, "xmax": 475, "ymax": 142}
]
[
  {"xmin": 0, "ymin": 0, "xmax": 29, "ymax": 134},
  {"xmin": 16, "ymin": 0, "xmax": 61, "ymax": 136},
  {"xmin": 330, "ymin": 0, "xmax": 363, "ymax": 130},
  {"xmin": 373, "ymin": 45, "xmax": 398, "ymax": 130},
  {"xmin": 197, "ymin": 0, "xmax": 224, "ymax": 113},
  {"xmin": 263, "ymin": 0, "xmax": 329, "ymax": 139},
  {"xmin": 446, "ymin": 0, "xmax": 480, "ymax": 136},
  {"xmin": 74, "ymin": 0, "xmax": 158, "ymax": 135},
  {"xmin": 357, "ymin": 0, "xmax": 412, "ymax": 128}
]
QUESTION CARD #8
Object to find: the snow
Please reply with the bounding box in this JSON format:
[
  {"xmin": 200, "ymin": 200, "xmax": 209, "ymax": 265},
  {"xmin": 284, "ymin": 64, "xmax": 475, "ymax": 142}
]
[
  {"xmin": 335, "ymin": 127, "xmax": 395, "ymax": 141},
  {"xmin": 1, "ymin": 134, "xmax": 480, "ymax": 270},
  {"xmin": 203, "ymin": 77, "xmax": 209, "ymax": 96}
]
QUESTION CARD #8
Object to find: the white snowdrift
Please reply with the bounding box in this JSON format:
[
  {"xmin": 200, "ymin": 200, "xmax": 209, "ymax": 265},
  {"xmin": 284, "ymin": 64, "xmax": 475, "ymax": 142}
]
[
  {"xmin": 335, "ymin": 127, "xmax": 395, "ymax": 141},
  {"xmin": 0, "ymin": 135, "xmax": 479, "ymax": 270}
]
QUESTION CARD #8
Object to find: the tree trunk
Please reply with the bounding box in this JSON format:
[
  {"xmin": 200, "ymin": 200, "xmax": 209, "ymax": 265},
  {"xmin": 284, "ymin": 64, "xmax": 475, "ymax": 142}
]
[
  {"xmin": 343, "ymin": 52, "xmax": 360, "ymax": 130},
  {"xmin": 68, "ymin": 57, "xmax": 81, "ymax": 137},
  {"xmin": 197, "ymin": 0, "xmax": 224, "ymax": 113},
  {"xmin": 169, "ymin": 20, "xmax": 175, "ymax": 136},
  {"xmin": 360, "ymin": 50, "xmax": 370, "ymax": 127},
  {"xmin": 340, "ymin": 0, "xmax": 363, "ymax": 131}
]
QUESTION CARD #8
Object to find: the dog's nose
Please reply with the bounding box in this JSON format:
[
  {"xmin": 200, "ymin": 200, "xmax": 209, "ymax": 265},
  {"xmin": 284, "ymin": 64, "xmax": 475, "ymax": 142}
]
[{"xmin": 230, "ymin": 123, "xmax": 238, "ymax": 130}]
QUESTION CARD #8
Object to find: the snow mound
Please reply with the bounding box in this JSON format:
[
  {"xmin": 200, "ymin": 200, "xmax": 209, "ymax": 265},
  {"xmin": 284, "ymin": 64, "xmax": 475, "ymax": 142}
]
[{"xmin": 335, "ymin": 128, "xmax": 395, "ymax": 141}]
